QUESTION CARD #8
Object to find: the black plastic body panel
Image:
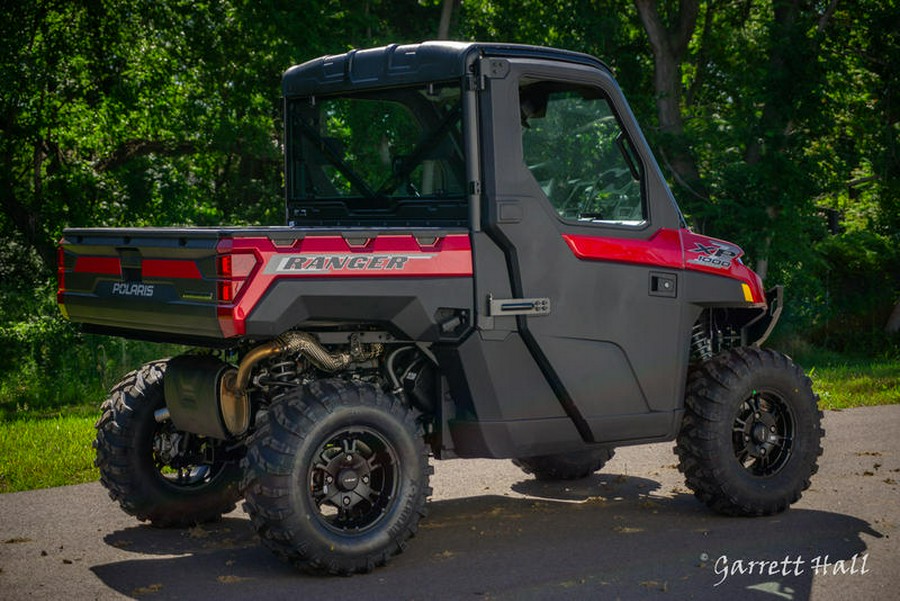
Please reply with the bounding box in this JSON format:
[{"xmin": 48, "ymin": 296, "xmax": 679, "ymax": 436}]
[
  {"xmin": 281, "ymin": 42, "xmax": 612, "ymax": 99},
  {"xmin": 164, "ymin": 354, "xmax": 232, "ymax": 440},
  {"xmin": 245, "ymin": 277, "xmax": 473, "ymax": 342}
]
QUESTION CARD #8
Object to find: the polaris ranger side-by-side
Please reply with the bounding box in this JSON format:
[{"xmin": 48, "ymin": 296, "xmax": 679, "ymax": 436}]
[{"xmin": 57, "ymin": 42, "xmax": 823, "ymax": 575}]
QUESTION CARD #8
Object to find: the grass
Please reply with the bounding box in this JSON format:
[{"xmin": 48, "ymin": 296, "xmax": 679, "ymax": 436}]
[
  {"xmin": 0, "ymin": 414, "xmax": 98, "ymax": 493},
  {"xmin": 807, "ymin": 360, "xmax": 900, "ymax": 410}
]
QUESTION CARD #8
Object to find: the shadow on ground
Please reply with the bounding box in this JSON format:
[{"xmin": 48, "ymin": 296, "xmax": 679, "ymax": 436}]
[{"xmin": 91, "ymin": 472, "xmax": 880, "ymax": 600}]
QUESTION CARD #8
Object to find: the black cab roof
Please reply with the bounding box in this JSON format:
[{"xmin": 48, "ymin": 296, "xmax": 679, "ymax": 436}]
[{"xmin": 282, "ymin": 41, "xmax": 611, "ymax": 98}]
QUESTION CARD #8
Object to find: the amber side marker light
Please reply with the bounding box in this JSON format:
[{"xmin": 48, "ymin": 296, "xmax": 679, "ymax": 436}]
[{"xmin": 741, "ymin": 282, "xmax": 755, "ymax": 303}]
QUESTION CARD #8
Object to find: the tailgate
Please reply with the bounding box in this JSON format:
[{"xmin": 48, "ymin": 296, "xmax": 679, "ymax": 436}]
[{"xmin": 58, "ymin": 228, "xmax": 226, "ymax": 341}]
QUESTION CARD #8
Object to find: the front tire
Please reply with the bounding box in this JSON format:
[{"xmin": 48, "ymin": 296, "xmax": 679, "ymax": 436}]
[
  {"xmin": 94, "ymin": 360, "xmax": 244, "ymax": 527},
  {"xmin": 676, "ymin": 347, "xmax": 824, "ymax": 516},
  {"xmin": 241, "ymin": 379, "xmax": 431, "ymax": 575}
]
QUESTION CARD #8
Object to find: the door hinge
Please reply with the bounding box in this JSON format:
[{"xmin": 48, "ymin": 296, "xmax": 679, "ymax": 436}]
[{"xmin": 482, "ymin": 58, "xmax": 510, "ymax": 79}]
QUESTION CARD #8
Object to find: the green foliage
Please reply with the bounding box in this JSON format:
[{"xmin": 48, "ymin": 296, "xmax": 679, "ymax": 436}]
[
  {"xmin": 459, "ymin": 1, "xmax": 650, "ymax": 99},
  {"xmin": 0, "ymin": 1, "xmax": 897, "ymax": 493},
  {"xmin": 0, "ymin": 275, "xmax": 184, "ymax": 420},
  {"xmin": 0, "ymin": 1, "xmax": 456, "ymax": 418},
  {"xmin": 806, "ymin": 230, "xmax": 900, "ymax": 354}
]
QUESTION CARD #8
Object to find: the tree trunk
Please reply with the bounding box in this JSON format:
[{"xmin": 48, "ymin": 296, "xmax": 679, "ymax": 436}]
[
  {"xmin": 633, "ymin": 0, "xmax": 707, "ymax": 200},
  {"xmin": 742, "ymin": 1, "xmax": 836, "ymax": 276},
  {"xmin": 886, "ymin": 301, "xmax": 900, "ymax": 334},
  {"xmin": 743, "ymin": 0, "xmax": 802, "ymax": 166},
  {"xmin": 437, "ymin": 0, "xmax": 455, "ymax": 40},
  {"xmin": 745, "ymin": 0, "xmax": 838, "ymax": 165}
]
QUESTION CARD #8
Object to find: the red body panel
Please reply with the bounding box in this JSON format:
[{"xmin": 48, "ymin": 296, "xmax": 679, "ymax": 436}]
[
  {"xmin": 562, "ymin": 227, "xmax": 765, "ymax": 304},
  {"xmin": 216, "ymin": 233, "xmax": 473, "ymax": 337},
  {"xmin": 562, "ymin": 228, "xmax": 684, "ymax": 270}
]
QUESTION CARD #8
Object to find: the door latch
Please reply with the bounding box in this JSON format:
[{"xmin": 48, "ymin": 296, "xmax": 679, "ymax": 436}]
[{"xmin": 649, "ymin": 272, "xmax": 677, "ymax": 298}]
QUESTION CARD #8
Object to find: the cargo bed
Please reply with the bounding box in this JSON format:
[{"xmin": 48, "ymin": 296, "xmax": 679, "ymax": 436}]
[{"xmin": 58, "ymin": 226, "xmax": 474, "ymax": 344}]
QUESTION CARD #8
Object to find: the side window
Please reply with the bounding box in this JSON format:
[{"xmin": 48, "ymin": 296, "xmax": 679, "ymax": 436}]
[{"xmin": 520, "ymin": 81, "xmax": 646, "ymax": 226}]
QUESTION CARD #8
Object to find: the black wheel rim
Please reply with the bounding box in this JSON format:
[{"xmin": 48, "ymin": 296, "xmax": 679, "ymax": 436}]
[
  {"xmin": 732, "ymin": 389, "xmax": 796, "ymax": 477},
  {"xmin": 308, "ymin": 427, "xmax": 400, "ymax": 535},
  {"xmin": 151, "ymin": 419, "xmax": 227, "ymax": 490}
]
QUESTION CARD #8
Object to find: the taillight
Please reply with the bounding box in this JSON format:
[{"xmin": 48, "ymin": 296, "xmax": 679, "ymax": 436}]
[
  {"xmin": 57, "ymin": 245, "xmax": 66, "ymax": 289},
  {"xmin": 216, "ymin": 250, "xmax": 257, "ymax": 304},
  {"xmin": 217, "ymin": 254, "xmax": 233, "ymax": 302},
  {"xmin": 57, "ymin": 243, "xmax": 69, "ymax": 317}
]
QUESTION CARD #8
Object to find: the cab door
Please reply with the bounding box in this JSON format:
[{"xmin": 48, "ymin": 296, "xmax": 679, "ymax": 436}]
[{"xmin": 474, "ymin": 57, "xmax": 692, "ymax": 443}]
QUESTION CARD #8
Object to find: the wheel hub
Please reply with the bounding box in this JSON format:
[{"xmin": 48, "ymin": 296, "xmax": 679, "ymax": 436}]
[
  {"xmin": 732, "ymin": 391, "xmax": 795, "ymax": 476},
  {"xmin": 308, "ymin": 427, "xmax": 399, "ymax": 534},
  {"xmin": 751, "ymin": 422, "xmax": 769, "ymax": 444},
  {"xmin": 321, "ymin": 451, "xmax": 370, "ymax": 498},
  {"xmin": 338, "ymin": 469, "xmax": 360, "ymax": 491},
  {"xmin": 746, "ymin": 416, "xmax": 778, "ymax": 458}
]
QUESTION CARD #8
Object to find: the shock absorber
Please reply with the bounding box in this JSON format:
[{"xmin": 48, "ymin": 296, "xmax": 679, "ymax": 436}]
[
  {"xmin": 691, "ymin": 322, "xmax": 714, "ymax": 362},
  {"xmin": 265, "ymin": 358, "xmax": 303, "ymax": 402}
]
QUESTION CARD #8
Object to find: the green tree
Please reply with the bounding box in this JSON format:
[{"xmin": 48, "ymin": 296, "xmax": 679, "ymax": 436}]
[{"xmin": 633, "ymin": 0, "xmax": 705, "ymax": 198}]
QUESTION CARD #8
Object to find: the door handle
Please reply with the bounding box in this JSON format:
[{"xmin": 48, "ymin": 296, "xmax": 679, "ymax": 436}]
[
  {"xmin": 488, "ymin": 294, "xmax": 551, "ymax": 316},
  {"xmin": 649, "ymin": 272, "xmax": 677, "ymax": 298}
]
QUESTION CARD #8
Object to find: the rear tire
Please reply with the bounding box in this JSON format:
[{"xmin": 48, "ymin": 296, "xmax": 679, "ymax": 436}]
[
  {"xmin": 676, "ymin": 347, "xmax": 824, "ymax": 516},
  {"xmin": 241, "ymin": 379, "xmax": 431, "ymax": 575},
  {"xmin": 513, "ymin": 447, "xmax": 615, "ymax": 481},
  {"xmin": 94, "ymin": 360, "xmax": 243, "ymax": 527}
]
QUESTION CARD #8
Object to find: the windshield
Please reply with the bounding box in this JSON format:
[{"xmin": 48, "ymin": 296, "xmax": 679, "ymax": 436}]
[{"xmin": 286, "ymin": 83, "xmax": 467, "ymax": 227}]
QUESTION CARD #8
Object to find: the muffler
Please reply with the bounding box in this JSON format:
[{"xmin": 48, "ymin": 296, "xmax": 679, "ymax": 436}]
[{"xmin": 163, "ymin": 354, "xmax": 242, "ymax": 440}]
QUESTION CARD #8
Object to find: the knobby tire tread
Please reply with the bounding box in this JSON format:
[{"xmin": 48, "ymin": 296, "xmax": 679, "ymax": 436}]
[
  {"xmin": 676, "ymin": 347, "xmax": 824, "ymax": 517},
  {"xmin": 241, "ymin": 379, "xmax": 432, "ymax": 575},
  {"xmin": 94, "ymin": 360, "xmax": 242, "ymax": 527}
]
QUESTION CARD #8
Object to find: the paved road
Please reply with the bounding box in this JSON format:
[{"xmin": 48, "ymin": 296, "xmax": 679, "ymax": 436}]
[{"xmin": 1, "ymin": 405, "xmax": 898, "ymax": 600}]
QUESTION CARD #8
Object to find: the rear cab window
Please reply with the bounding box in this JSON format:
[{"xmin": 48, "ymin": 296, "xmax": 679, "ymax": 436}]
[{"xmin": 285, "ymin": 82, "xmax": 468, "ymax": 228}]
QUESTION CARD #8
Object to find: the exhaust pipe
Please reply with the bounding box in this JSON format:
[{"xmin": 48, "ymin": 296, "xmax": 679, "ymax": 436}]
[{"xmin": 219, "ymin": 332, "xmax": 383, "ymax": 436}]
